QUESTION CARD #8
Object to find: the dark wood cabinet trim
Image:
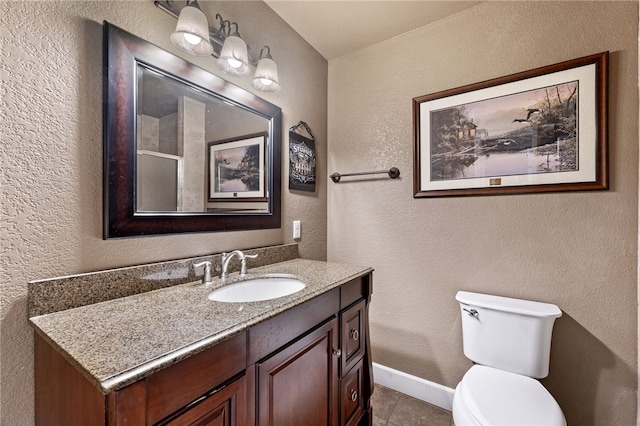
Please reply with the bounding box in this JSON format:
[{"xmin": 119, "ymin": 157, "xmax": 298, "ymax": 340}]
[
  {"xmin": 34, "ymin": 333, "xmax": 106, "ymax": 426},
  {"xmin": 108, "ymin": 380, "xmax": 147, "ymax": 425}
]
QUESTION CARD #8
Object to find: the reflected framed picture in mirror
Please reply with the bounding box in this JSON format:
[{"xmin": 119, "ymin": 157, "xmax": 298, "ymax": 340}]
[{"xmin": 208, "ymin": 132, "xmax": 267, "ymax": 202}]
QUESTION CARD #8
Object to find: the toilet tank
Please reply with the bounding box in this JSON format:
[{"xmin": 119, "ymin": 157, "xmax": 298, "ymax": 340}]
[{"xmin": 456, "ymin": 291, "xmax": 562, "ymax": 379}]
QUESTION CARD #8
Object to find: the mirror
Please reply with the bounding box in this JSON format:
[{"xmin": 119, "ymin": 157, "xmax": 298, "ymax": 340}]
[{"xmin": 103, "ymin": 22, "xmax": 282, "ymax": 238}]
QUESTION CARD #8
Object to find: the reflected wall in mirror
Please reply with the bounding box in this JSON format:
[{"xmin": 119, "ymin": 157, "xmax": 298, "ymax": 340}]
[{"xmin": 104, "ymin": 22, "xmax": 282, "ymax": 238}]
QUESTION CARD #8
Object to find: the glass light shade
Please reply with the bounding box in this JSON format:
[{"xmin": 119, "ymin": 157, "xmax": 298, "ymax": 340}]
[
  {"xmin": 216, "ymin": 35, "xmax": 251, "ymax": 77},
  {"xmin": 170, "ymin": 5, "xmax": 213, "ymax": 56},
  {"xmin": 252, "ymin": 57, "xmax": 280, "ymax": 92}
]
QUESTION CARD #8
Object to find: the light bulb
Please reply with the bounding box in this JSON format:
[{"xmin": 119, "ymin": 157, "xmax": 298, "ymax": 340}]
[
  {"xmin": 183, "ymin": 33, "xmax": 202, "ymax": 45},
  {"xmin": 227, "ymin": 58, "xmax": 242, "ymax": 69},
  {"xmin": 259, "ymin": 78, "xmax": 273, "ymax": 86}
]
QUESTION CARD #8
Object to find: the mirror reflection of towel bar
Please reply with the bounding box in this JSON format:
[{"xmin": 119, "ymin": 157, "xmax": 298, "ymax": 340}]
[{"xmin": 330, "ymin": 167, "xmax": 400, "ymax": 183}]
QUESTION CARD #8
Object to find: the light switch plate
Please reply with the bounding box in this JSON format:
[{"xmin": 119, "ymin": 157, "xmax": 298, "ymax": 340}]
[{"xmin": 293, "ymin": 220, "xmax": 301, "ymax": 239}]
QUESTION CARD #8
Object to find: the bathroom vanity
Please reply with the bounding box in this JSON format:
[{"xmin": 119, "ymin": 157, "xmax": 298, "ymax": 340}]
[{"xmin": 30, "ymin": 257, "xmax": 373, "ymax": 425}]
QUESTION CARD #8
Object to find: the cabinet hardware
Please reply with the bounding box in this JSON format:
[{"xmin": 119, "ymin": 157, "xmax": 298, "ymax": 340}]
[
  {"xmin": 333, "ymin": 348, "xmax": 342, "ymax": 358},
  {"xmin": 350, "ymin": 389, "xmax": 358, "ymax": 402},
  {"xmin": 350, "ymin": 329, "xmax": 359, "ymax": 340}
]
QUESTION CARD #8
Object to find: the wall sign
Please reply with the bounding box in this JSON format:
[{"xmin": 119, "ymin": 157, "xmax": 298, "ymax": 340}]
[{"xmin": 289, "ymin": 121, "xmax": 316, "ymax": 192}]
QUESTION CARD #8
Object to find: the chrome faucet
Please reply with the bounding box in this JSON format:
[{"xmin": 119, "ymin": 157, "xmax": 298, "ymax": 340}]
[
  {"xmin": 193, "ymin": 261, "xmax": 213, "ymax": 285},
  {"xmin": 220, "ymin": 250, "xmax": 258, "ymax": 279}
]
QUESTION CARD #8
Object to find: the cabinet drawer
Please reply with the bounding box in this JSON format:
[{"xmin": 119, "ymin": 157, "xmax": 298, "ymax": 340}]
[
  {"xmin": 146, "ymin": 332, "xmax": 246, "ymax": 424},
  {"xmin": 340, "ymin": 299, "xmax": 365, "ymax": 376},
  {"xmin": 160, "ymin": 375, "xmax": 246, "ymax": 426},
  {"xmin": 340, "ymin": 359, "xmax": 364, "ymax": 426}
]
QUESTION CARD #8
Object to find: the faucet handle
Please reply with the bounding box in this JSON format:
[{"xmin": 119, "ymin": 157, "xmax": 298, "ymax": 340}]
[
  {"xmin": 194, "ymin": 261, "xmax": 213, "ymax": 285},
  {"xmin": 240, "ymin": 253, "xmax": 258, "ymax": 276}
]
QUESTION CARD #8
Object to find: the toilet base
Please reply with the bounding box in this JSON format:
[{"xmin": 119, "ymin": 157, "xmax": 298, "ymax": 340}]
[{"xmin": 451, "ymin": 383, "xmax": 479, "ymax": 426}]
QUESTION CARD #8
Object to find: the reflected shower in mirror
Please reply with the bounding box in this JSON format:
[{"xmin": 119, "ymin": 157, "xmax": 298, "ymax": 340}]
[{"xmin": 104, "ymin": 22, "xmax": 282, "ymax": 238}]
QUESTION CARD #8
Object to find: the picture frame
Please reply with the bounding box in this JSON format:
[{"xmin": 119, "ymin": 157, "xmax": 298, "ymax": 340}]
[
  {"xmin": 207, "ymin": 132, "xmax": 267, "ymax": 202},
  {"xmin": 413, "ymin": 52, "xmax": 608, "ymax": 198}
]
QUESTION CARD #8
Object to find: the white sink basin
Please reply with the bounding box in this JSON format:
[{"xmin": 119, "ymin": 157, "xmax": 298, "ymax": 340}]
[{"xmin": 207, "ymin": 276, "xmax": 306, "ymax": 303}]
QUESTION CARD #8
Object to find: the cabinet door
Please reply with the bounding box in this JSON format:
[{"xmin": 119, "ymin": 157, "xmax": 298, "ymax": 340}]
[
  {"xmin": 257, "ymin": 318, "xmax": 339, "ymax": 426},
  {"xmin": 340, "ymin": 360, "xmax": 364, "ymax": 426},
  {"xmin": 340, "ymin": 300, "xmax": 365, "ymax": 376},
  {"xmin": 161, "ymin": 375, "xmax": 246, "ymax": 426}
]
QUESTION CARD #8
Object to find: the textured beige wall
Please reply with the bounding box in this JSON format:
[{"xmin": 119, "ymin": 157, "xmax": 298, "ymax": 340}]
[
  {"xmin": 328, "ymin": 2, "xmax": 637, "ymax": 425},
  {"xmin": 0, "ymin": 1, "xmax": 327, "ymax": 424}
]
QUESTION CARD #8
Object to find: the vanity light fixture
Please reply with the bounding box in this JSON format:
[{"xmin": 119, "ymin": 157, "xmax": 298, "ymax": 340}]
[
  {"xmin": 216, "ymin": 22, "xmax": 251, "ymax": 77},
  {"xmin": 169, "ymin": 0, "xmax": 213, "ymax": 56},
  {"xmin": 253, "ymin": 46, "xmax": 280, "ymax": 92},
  {"xmin": 155, "ymin": 0, "xmax": 281, "ymax": 92}
]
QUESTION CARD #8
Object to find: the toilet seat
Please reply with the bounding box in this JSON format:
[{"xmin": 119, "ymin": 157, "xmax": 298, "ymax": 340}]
[{"xmin": 456, "ymin": 365, "xmax": 566, "ymax": 426}]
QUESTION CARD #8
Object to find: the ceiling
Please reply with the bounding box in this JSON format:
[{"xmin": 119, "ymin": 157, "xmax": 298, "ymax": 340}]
[{"xmin": 264, "ymin": 1, "xmax": 482, "ymax": 60}]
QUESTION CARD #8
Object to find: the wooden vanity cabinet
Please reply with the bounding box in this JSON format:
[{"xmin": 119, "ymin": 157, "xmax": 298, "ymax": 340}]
[
  {"xmin": 34, "ymin": 330, "xmax": 247, "ymax": 426},
  {"xmin": 248, "ymin": 274, "xmax": 373, "ymax": 426},
  {"xmin": 34, "ymin": 273, "xmax": 373, "ymax": 426}
]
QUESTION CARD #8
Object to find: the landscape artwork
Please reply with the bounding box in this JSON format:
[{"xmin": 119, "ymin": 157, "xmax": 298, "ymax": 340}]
[
  {"xmin": 413, "ymin": 52, "xmax": 608, "ymax": 197},
  {"xmin": 429, "ymin": 81, "xmax": 578, "ymax": 181},
  {"xmin": 208, "ymin": 133, "xmax": 266, "ymax": 201}
]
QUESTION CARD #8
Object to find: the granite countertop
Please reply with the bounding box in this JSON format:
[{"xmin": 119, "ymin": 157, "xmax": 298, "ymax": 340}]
[{"xmin": 30, "ymin": 258, "xmax": 372, "ymax": 395}]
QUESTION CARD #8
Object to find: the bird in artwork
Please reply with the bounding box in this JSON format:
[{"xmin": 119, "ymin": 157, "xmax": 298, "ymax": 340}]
[
  {"xmin": 526, "ymin": 108, "xmax": 543, "ymax": 119},
  {"xmin": 512, "ymin": 108, "xmax": 543, "ymax": 123}
]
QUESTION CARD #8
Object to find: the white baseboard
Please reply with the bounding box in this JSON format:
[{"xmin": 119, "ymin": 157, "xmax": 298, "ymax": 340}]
[{"xmin": 372, "ymin": 362, "xmax": 455, "ymax": 411}]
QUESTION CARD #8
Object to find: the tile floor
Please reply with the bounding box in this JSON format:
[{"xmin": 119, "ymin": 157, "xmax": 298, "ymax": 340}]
[{"xmin": 370, "ymin": 384, "xmax": 453, "ymax": 426}]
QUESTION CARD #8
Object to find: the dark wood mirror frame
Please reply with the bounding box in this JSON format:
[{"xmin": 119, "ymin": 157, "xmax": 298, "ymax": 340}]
[{"xmin": 103, "ymin": 22, "xmax": 282, "ymax": 238}]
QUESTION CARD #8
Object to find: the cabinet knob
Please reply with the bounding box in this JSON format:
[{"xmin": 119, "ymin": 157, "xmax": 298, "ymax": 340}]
[
  {"xmin": 350, "ymin": 329, "xmax": 359, "ymax": 341},
  {"xmin": 350, "ymin": 389, "xmax": 358, "ymax": 402},
  {"xmin": 332, "ymin": 348, "xmax": 342, "ymax": 358}
]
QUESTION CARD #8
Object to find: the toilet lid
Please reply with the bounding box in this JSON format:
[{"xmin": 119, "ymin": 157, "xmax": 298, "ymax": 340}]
[{"xmin": 460, "ymin": 365, "xmax": 566, "ymax": 426}]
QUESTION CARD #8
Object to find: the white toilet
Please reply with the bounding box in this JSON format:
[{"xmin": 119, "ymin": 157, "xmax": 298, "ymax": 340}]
[{"xmin": 452, "ymin": 291, "xmax": 566, "ymax": 426}]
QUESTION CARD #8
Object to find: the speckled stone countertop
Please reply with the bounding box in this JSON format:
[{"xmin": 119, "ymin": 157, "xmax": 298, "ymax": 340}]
[{"xmin": 30, "ymin": 258, "xmax": 372, "ymax": 395}]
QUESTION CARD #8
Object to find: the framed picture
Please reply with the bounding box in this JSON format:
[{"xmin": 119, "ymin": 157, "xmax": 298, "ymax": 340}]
[
  {"xmin": 413, "ymin": 52, "xmax": 608, "ymax": 198},
  {"xmin": 207, "ymin": 132, "xmax": 267, "ymax": 202}
]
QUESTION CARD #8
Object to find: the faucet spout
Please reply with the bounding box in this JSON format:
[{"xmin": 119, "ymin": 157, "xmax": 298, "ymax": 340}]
[
  {"xmin": 220, "ymin": 250, "xmax": 259, "ymax": 278},
  {"xmin": 220, "ymin": 250, "xmax": 243, "ymax": 279}
]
